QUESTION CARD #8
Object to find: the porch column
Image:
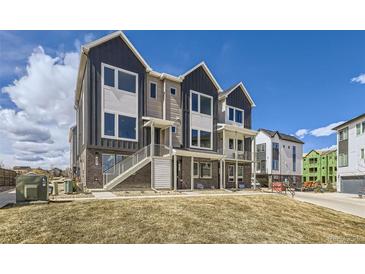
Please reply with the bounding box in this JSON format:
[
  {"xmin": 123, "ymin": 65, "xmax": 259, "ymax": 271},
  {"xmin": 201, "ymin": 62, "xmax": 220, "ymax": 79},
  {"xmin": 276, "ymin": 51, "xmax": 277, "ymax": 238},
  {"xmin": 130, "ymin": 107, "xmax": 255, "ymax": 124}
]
[
  {"xmin": 191, "ymin": 156, "xmax": 194, "ymax": 191},
  {"xmin": 169, "ymin": 125, "xmax": 172, "ymax": 156},
  {"xmin": 223, "ymin": 160, "xmax": 226, "ymax": 189},
  {"xmin": 219, "ymin": 159, "xmax": 223, "ymax": 189},
  {"xmin": 235, "ymin": 131, "xmax": 238, "ymax": 189},
  {"xmin": 173, "ymin": 154, "xmax": 177, "ymax": 191},
  {"xmin": 150, "ymin": 122, "xmax": 155, "ymax": 157},
  {"xmin": 251, "ymin": 136, "xmax": 257, "ymax": 190},
  {"xmin": 222, "ymin": 129, "xmax": 226, "ymax": 155}
]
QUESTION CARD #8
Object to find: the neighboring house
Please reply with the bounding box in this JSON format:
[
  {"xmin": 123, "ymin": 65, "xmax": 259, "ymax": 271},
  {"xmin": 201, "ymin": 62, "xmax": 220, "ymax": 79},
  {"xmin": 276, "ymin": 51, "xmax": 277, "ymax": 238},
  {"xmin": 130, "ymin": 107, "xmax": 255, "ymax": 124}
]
[
  {"xmin": 302, "ymin": 149, "xmax": 337, "ymax": 186},
  {"xmin": 333, "ymin": 113, "xmax": 365, "ymax": 194},
  {"xmin": 13, "ymin": 166, "xmax": 31, "ymax": 175},
  {"xmin": 71, "ymin": 31, "xmax": 257, "ymax": 191},
  {"xmin": 255, "ymin": 129, "xmax": 304, "ymax": 187}
]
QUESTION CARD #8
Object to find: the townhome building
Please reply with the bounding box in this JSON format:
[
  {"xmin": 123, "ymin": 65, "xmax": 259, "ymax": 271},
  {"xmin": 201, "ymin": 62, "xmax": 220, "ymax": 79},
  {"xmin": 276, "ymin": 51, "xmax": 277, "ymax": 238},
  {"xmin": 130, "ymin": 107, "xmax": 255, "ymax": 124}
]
[
  {"xmin": 302, "ymin": 149, "xmax": 337, "ymax": 186},
  {"xmin": 69, "ymin": 31, "xmax": 257, "ymax": 191},
  {"xmin": 255, "ymin": 129, "xmax": 303, "ymax": 187},
  {"xmin": 333, "ymin": 113, "xmax": 365, "ymax": 194}
]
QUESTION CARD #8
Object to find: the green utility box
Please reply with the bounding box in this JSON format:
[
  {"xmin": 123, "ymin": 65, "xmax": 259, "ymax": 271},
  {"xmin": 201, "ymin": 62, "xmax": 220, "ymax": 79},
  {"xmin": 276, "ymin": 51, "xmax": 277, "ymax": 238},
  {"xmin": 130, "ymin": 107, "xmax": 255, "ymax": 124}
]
[
  {"xmin": 16, "ymin": 174, "xmax": 49, "ymax": 203},
  {"xmin": 64, "ymin": 180, "xmax": 73, "ymax": 194}
]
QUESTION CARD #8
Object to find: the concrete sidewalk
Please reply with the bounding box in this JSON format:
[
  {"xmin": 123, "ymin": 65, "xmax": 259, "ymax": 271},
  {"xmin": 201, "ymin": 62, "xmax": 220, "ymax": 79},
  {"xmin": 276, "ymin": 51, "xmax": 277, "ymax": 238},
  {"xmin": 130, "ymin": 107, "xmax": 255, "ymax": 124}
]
[
  {"xmin": 294, "ymin": 192, "xmax": 365, "ymax": 218},
  {"xmin": 0, "ymin": 189, "xmax": 15, "ymax": 208}
]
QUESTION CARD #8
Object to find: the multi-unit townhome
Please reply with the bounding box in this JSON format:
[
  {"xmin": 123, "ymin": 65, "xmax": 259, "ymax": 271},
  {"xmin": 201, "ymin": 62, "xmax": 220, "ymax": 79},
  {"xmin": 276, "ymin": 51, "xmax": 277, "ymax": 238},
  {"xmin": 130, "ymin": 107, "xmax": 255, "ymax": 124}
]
[
  {"xmin": 302, "ymin": 149, "xmax": 337, "ymax": 186},
  {"xmin": 333, "ymin": 113, "xmax": 365, "ymax": 194},
  {"xmin": 69, "ymin": 31, "xmax": 257, "ymax": 191},
  {"xmin": 255, "ymin": 129, "xmax": 303, "ymax": 187}
]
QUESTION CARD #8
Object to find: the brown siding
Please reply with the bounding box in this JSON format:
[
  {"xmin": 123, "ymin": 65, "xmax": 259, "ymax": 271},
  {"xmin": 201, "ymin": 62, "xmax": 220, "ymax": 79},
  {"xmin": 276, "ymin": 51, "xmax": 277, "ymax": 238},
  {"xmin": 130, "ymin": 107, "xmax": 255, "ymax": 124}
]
[{"xmin": 146, "ymin": 75, "xmax": 163, "ymax": 119}]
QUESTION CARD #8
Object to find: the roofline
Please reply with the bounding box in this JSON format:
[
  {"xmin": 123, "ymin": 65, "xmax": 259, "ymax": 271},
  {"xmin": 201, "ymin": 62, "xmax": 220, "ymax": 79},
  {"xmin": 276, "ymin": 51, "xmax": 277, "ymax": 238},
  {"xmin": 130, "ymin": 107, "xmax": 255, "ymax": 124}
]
[
  {"xmin": 82, "ymin": 31, "xmax": 152, "ymax": 71},
  {"xmin": 258, "ymin": 128, "xmax": 304, "ymax": 144},
  {"xmin": 149, "ymin": 70, "xmax": 183, "ymax": 83},
  {"xmin": 332, "ymin": 113, "xmax": 365, "ymax": 130},
  {"xmin": 180, "ymin": 61, "xmax": 223, "ymax": 92},
  {"xmin": 219, "ymin": 82, "xmax": 256, "ymax": 107}
]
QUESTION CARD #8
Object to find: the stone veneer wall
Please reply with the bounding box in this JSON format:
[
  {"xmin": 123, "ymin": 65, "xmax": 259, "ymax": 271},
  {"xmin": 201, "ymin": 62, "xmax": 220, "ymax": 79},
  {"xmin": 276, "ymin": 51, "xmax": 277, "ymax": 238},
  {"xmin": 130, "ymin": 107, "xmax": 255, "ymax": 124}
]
[{"xmin": 112, "ymin": 163, "xmax": 151, "ymax": 190}]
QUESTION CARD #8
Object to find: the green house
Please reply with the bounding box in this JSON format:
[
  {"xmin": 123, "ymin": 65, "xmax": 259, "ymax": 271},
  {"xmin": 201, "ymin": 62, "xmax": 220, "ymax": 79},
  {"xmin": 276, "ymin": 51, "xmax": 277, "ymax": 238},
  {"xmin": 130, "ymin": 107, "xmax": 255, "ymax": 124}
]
[{"xmin": 302, "ymin": 149, "xmax": 337, "ymax": 186}]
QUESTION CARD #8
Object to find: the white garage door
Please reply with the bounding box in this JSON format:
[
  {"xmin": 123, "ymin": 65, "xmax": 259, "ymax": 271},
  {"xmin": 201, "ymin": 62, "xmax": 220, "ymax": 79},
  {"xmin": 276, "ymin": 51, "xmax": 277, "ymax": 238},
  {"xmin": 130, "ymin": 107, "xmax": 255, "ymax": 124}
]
[
  {"xmin": 153, "ymin": 158, "xmax": 171, "ymax": 189},
  {"xmin": 341, "ymin": 176, "xmax": 365, "ymax": 194}
]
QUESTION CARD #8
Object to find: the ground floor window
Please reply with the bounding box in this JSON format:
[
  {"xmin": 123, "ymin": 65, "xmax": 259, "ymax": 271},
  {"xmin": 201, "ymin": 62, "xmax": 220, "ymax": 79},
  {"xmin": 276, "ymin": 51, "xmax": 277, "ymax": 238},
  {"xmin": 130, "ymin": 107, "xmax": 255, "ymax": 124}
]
[
  {"xmin": 194, "ymin": 162, "xmax": 212, "ymax": 179},
  {"xmin": 102, "ymin": 154, "xmax": 115, "ymax": 174},
  {"xmin": 237, "ymin": 165, "xmax": 244, "ymax": 179},
  {"xmin": 228, "ymin": 165, "xmax": 234, "ymax": 179},
  {"xmin": 193, "ymin": 162, "xmax": 199, "ymax": 178}
]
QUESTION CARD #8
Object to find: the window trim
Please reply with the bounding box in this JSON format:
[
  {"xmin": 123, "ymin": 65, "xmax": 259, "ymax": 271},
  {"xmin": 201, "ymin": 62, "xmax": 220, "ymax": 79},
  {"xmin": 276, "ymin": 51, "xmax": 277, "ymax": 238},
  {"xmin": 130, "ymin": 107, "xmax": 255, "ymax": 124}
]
[
  {"xmin": 193, "ymin": 162, "xmax": 199, "ymax": 178},
  {"xmin": 101, "ymin": 62, "xmax": 138, "ymax": 142},
  {"xmin": 200, "ymin": 162, "xmax": 212, "ymax": 179},
  {"xmin": 190, "ymin": 128, "xmax": 212, "ymax": 150},
  {"xmin": 149, "ymin": 81, "xmax": 157, "ymax": 99},
  {"xmin": 226, "ymin": 105, "xmax": 244, "ymax": 126},
  {"xmin": 190, "ymin": 90, "xmax": 213, "ymax": 117}
]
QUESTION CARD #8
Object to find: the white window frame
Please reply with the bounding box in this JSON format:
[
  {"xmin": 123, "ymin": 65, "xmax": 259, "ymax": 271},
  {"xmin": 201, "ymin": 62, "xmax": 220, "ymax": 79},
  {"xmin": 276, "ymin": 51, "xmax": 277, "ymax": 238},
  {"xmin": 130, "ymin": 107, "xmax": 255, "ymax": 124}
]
[
  {"xmin": 339, "ymin": 127, "xmax": 348, "ymax": 141},
  {"xmin": 101, "ymin": 63, "xmax": 138, "ymax": 142},
  {"xmin": 226, "ymin": 105, "xmax": 244, "ymax": 126},
  {"xmin": 200, "ymin": 162, "xmax": 212, "ymax": 179},
  {"xmin": 190, "ymin": 128, "xmax": 212, "ymax": 150},
  {"xmin": 189, "ymin": 90, "xmax": 213, "ymax": 150},
  {"xmin": 237, "ymin": 165, "xmax": 244, "ymax": 179},
  {"xmin": 356, "ymin": 123, "xmax": 361, "ymax": 136},
  {"xmin": 149, "ymin": 81, "xmax": 158, "ymax": 100},
  {"xmin": 170, "ymin": 87, "xmax": 176, "ymax": 96},
  {"xmin": 237, "ymin": 139, "xmax": 244, "ymax": 151},
  {"xmin": 228, "ymin": 165, "xmax": 235, "ymax": 179}
]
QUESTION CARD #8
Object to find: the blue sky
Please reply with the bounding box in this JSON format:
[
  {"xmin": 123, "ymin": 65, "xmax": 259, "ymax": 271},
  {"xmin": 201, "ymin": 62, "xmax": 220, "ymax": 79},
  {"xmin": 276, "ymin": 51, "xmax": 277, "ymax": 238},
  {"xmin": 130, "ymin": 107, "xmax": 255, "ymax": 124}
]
[{"xmin": 0, "ymin": 31, "xmax": 364, "ymax": 167}]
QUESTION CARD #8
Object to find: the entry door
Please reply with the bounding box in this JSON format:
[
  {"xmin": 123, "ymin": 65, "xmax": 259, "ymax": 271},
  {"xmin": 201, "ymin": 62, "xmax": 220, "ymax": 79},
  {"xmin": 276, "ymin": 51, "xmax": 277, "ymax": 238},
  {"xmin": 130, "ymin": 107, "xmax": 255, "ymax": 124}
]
[{"xmin": 155, "ymin": 128, "xmax": 161, "ymax": 144}]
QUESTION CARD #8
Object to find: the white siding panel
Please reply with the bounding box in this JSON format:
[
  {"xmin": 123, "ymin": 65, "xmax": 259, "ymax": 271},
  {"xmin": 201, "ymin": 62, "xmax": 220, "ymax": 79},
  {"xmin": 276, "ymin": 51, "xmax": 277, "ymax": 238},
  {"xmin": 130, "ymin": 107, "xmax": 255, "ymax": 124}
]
[
  {"xmin": 153, "ymin": 158, "xmax": 171, "ymax": 189},
  {"xmin": 191, "ymin": 112, "xmax": 212, "ymax": 131},
  {"xmin": 104, "ymin": 88, "xmax": 137, "ymax": 116}
]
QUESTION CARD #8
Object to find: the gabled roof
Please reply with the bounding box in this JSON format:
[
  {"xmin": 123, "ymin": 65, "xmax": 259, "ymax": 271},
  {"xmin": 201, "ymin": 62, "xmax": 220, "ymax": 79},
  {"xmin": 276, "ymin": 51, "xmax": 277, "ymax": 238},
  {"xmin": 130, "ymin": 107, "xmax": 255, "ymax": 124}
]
[
  {"xmin": 332, "ymin": 112, "xmax": 365, "ymax": 131},
  {"xmin": 259, "ymin": 128, "xmax": 304, "ymax": 144},
  {"xmin": 82, "ymin": 31, "xmax": 151, "ymax": 71},
  {"xmin": 180, "ymin": 61, "xmax": 223, "ymax": 92},
  {"xmin": 219, "ymin": 82, "xmax": 256, "ymax": 107}
]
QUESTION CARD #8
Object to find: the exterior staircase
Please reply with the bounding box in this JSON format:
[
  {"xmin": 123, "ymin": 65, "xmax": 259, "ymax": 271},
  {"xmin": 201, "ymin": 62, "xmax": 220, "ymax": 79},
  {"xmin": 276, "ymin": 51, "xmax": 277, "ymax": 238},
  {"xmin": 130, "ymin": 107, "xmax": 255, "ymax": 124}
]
[{"xmin": 103, "ymin": 144, "xmax": 170, "ymax": 190}]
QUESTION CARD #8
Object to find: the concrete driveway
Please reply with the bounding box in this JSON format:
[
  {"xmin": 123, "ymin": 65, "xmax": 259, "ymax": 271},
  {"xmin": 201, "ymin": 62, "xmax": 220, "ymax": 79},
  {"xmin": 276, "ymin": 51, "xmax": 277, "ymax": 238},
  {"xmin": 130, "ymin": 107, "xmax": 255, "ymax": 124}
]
[
  {"xmin": 0, "ymin": 189, "xmax": 15, "ymax": 208},
  {"xmin": 294, "ymin": 192, "xmax": 365, "ymax": 218}
]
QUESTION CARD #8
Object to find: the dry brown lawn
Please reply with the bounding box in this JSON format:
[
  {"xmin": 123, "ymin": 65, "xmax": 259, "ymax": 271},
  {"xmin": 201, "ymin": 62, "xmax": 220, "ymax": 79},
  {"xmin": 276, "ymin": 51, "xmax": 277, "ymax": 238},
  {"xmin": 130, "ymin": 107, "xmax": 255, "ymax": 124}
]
[{"xmin": 1, "ymin": 195, "xmax": 364, "ymax": 244}]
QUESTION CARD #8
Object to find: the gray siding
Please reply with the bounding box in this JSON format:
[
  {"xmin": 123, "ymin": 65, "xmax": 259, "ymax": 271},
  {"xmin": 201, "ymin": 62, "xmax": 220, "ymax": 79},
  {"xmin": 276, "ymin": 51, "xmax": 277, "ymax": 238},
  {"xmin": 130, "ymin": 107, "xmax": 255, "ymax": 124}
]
[
  {"xmin": 166, "ymin": 80, "xmax": 183, "ymax": 147},
  {"xmin": 146, "ymin": 75, "xmax": 163, "ymax": 119},
  {"xmin": 225, "ymin": 86, "xmax": 252, "ymax": 129},
  {"xmin": 181, "ymin": 66, "xmax": 219, "ymax": 151},
  {"xmin": 86, "ymin": 37, "xmax": 146, "ymax": 152}
]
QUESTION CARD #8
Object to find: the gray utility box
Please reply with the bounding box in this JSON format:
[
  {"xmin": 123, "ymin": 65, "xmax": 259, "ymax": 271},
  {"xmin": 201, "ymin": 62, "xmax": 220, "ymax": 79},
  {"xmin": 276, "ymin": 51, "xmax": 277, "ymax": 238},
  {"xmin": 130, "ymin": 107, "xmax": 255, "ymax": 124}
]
[{"xmin": 16, "ymin": 174, "xmax": 49, "ymax": 203}]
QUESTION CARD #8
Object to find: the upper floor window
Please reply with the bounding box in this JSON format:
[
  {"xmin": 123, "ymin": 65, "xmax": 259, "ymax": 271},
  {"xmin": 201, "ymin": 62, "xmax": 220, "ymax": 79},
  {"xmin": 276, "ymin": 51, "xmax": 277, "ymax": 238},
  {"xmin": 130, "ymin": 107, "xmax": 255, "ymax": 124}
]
[
  {"xmin": 118, "ymin": 115, "xmax": 136, "ymax": 140},
  {"xmin": 237, "ymin": 140, "xmax": 243, "ymax": 151},
  {"xmin": 103, "ymin": 64, "xmax": 137, "ymax": 93},
  {"xmin": 229, "ymin": 139, "xmax": 234, "ymax": 149},
  {"xmin": 104, "ymin": 113, "xmax": 115, "ymax": 137},
  {"xmin": 228, "ymin": 108, "xmax": 234, "ymax": 121},
  {"xmin": 171, "ymin": 126, "xmax": 176, "ymax": 133},
  {"xmin": 356, "ymin": 123, "xmax": 361, "ymax": 135},
  {"xmin": 150, "ymin": 82, "xmax": 157, "ymax": 99},
  {"xmin": 170, "ymin": 87, "xmax": 176, "ymax": 96},
  {"xmin": 339, "ymin": 128, "xmax": 348, "ymax": 141},
  {"xmin": 104, "ymin": 67, "xmax": 115, "ymax": 87},
  {"xmin": 235, "ymin": 109, "xmax": 243, "ymax": 124},
  {"xmin": 191, "ymin": 91, "xmax": 212, "ymax": 116},
  {"xmin": 191, "ymin": 128, "xmax": 212, "ymax": 149}
]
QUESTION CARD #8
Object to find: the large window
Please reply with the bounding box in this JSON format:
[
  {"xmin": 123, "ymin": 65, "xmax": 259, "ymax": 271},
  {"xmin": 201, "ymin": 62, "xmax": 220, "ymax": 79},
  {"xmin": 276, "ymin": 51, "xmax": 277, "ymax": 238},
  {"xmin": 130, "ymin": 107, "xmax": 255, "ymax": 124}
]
[
  {"xmin": 200, "ymin": 130, "xmax": 211, "ymax": 148},
  {"xmin": 200, "ymin": 163, "xmax": 212, "ymax": 178},
  {"xmin": 292, "ymin": 146, "xmax": 296, "ymax": 172},
  {"xmin": 104, "ymin": 67, "xmax": 115, "ymax": 87},
  {"xmin": 118, "ymin": 70, "xmax": 136, "ymax": 93},
  {"xmin": 237, "ymin": 166, "xmax": 244, "ymax": 178},
  {"xmin": 191, "ymin": 93, "xmax": 199, "ymax": 112},
  {"xmin": 191, "ymin": 91, "xmax": 212, "ymax": 116},
  {"xmin": 356, "ymin": 123, "xmax": 361, "ymax": 135},
  {"xmin": 272, "ymin": 142, "xmax": 279, "ymax": 170},
  {"xmin": 200, "ymin": 96, "xmax": 212, "ymax": 115},
  {"xmin": 191, "ymin": 129, "xmax": 212, "ymax": 149},
  {"xmin": 104, "ymin": 113, "xmax": 115, "ymax": 136},
  {"xmin": 118, "ymin": 115, "xmax": 136, "ymax": 140},
  {"xmin": 193, "ymin": 162, "xmax": 199, "ymax": 178},
  {"xmin": 191, "ymin": 129, "xmax": 199, "ymax": 146},
  {"xmin": 150, "ymin": 82, "xmax": 157, "ymax": 98}
]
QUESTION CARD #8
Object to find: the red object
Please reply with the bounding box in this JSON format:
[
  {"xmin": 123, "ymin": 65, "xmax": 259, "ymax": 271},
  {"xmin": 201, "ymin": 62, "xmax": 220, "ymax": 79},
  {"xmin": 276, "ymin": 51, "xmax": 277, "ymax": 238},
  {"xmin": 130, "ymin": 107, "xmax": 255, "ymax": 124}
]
[{"xmin": 272, "ymin": 182, "xmax": 285, "ymax": 191}]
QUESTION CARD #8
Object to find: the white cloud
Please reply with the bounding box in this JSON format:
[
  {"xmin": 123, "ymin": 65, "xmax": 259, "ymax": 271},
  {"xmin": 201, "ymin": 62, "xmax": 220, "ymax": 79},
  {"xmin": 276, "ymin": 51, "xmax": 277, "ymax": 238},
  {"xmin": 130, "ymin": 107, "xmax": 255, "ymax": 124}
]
[
  {"xmin": 295, "ymin": 129, "xmax": 308, "ymax": 139},
  {"xmin": 317, "ymin": 145, "xmax": 337, "ymax": 151},
  {"xmin": 309, "ymin": 121, "xmax": 344, "ymax": 137},
  {"xmin": 351, "ymin": 73, "xmax": 365, "ymax": 84},
  {"xmin": 0, "ymin": 46, "xmax": 78, "ymax": 169}
]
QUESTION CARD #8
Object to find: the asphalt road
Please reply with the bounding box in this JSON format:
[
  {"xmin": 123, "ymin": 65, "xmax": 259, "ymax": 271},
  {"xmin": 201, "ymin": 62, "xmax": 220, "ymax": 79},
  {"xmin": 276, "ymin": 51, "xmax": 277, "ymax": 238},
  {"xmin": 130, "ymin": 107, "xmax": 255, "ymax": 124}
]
[
  {"xmin": 294, "ymin": 192, "xmax": 365, "ymax": 218},
  {"xmin": 0, "ymin": 189, "xmax": 15, "ymax": 208}
]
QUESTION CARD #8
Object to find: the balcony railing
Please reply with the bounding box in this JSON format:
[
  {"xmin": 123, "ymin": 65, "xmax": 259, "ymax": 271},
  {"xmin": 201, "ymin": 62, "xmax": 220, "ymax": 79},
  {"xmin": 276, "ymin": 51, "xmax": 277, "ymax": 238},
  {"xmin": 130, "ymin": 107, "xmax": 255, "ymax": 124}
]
[{"xmin": 217, "ymin": 148, "xmax": 253, "ymax": 161}]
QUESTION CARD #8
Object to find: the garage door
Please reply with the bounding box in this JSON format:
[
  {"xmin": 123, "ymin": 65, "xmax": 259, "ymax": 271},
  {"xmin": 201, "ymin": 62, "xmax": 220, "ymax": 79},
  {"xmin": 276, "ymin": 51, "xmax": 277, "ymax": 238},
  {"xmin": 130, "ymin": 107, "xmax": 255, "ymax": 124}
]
[{"xmin": 341, "ymin": 176, "xmax": 365, "ymax": 194}]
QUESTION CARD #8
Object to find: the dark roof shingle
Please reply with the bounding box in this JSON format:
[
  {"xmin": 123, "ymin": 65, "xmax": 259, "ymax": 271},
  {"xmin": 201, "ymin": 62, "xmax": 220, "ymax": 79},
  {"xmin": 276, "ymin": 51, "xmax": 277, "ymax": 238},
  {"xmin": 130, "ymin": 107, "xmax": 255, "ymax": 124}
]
[{"xmin": 259, "ymin": 128, "xmax": 304, "ymax": 144}]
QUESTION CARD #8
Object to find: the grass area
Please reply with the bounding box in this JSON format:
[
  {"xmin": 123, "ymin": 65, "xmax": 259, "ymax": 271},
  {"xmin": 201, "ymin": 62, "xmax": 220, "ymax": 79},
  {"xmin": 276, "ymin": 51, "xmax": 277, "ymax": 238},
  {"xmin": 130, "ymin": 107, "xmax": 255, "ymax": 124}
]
[{"xmin": 0, "ymin": 195, "xmax": 364, "ymax": 243}]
